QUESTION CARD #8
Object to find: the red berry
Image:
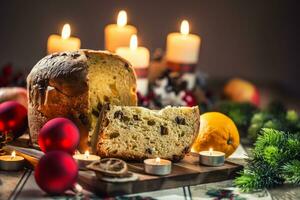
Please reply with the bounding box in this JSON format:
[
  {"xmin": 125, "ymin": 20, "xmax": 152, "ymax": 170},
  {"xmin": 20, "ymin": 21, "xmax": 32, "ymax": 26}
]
[
  {"xmin": 38, "ymin": 118, "xmax": 80, "ymax": 154},
  {"xmin": 137, "ymin": 92, "xmax": 150, "ymax": 107},
  {"xmin": 182, "ymin": 91, "xmax": 197, "ymax": 107},
  {"xmin": 0, "ymin": 101, "xmax": 27, "ymax": 138},
  {"xmin": 252, "ymin": 88, "xmax": 260, "ymax": 107},
  {"xmin": 34, "ymin": 151, "xmax": 78, "ymax": 195}
]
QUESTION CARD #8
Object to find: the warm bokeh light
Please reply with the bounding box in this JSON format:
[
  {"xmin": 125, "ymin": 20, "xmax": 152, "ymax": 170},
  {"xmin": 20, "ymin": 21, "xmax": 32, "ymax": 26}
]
[
  {"xmin": 117, "ymin": 10, "xmax": 127, "ymax": 27},
  {"xmin": 130, "ymin": 34, "xmax": 138, "ymax": 50},
  {"xmin": 61, "ymin": 24, "xmax": 71, "ymax": 39},
  {"xmin": 180, "ymin": 20, "xmax": 189, "ymax": 35},
  {"xmin": 11, "ymin": 150, "xmax": 16, "ymax": 159}
]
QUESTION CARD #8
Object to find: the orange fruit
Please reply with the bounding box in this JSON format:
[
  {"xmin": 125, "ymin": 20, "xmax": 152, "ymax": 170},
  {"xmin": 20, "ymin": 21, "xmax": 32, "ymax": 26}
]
[{"xmin": 192, "ymin": 112, "xmax": 240, "ymax": 157}]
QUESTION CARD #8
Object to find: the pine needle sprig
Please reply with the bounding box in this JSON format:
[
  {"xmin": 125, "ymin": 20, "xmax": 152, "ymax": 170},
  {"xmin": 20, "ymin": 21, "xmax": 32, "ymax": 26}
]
[
  {"xmin": 253, "ymin": 129, "xmax": 286, "ymax": 157},
  {"xmin": 286, "ymin": 135, "xmax": 300, "ymax": 160},
  {"xmin": 234, "ymin": 163, "xmax": 284, "ymax": 192},
  {"xmin": 234, "ymin": 170, "xmax": 262, "ymax": 192},
  {"xmin": 235, "ymin": 128, "xmax": 300, "ymax": 192},
  {"xmin": 282, "ymin": 160, "xmax": 300, "ymax": 184},
  {"xmin": 262, "ymin": 145, "xmax": 281, "ymax": 167}
]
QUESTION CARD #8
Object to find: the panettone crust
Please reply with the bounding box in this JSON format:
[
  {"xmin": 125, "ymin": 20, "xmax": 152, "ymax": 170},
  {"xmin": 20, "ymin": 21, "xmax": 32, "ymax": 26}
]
[{"xmin": 27, "ymin": 50, "xmax": 137, "ymax": 150}]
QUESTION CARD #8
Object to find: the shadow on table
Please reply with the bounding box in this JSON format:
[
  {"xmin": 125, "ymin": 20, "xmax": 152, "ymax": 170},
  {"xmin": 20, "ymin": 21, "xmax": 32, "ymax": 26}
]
[{"xmin": 269, "ymin": 184, "xmax": 300, "ymax": 200}]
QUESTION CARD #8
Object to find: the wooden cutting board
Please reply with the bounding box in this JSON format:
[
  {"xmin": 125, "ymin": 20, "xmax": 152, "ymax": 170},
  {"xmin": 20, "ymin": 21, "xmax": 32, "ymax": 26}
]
[
  {"xmin": 4, "ymin": 140, "xmax": 243, "ymax": 197},
  {"xmin": 78, "ymin": 153, "xmax": 243, "ymax": 197}
]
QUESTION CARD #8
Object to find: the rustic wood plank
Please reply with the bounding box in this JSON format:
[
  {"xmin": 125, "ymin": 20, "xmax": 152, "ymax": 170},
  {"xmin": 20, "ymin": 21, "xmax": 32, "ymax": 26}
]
[
  {"xmin": 78, "ymin": 153, "xmax": 243, "ymax": 196},
  {"xmin": 4, "ymin": 144, "xmax": 243, "ymax": 197}
]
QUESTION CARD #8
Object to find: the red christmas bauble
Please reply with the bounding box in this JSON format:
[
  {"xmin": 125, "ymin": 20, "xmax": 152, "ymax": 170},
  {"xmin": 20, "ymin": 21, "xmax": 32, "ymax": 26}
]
[
  {"xmin": 0, "ymin": 101, "xmax": 27, "ymax": 138},
  {"xmin": 38, "ymin": 118, "xmax": 80, "ymax": 154},
  {"xmin": 34, "ymin": 151, "xmax": 78, "ymax": 195},
  {"xmin": 182, "ymin": 91, "xmax": 197, "ymax": 107}
]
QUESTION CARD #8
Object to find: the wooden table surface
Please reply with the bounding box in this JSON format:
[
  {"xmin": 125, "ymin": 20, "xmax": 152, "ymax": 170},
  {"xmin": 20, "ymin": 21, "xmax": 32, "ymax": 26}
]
[
  {"xmin": 1, "ymin": 143, "xmax": 299, "ymax": 200},
  {"xmin": 1, "ymin": 87, "xmax": 300, "ymax": 199}
]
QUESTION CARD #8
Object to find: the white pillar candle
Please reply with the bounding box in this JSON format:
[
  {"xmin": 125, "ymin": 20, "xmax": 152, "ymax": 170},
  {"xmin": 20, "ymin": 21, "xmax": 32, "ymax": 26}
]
[
  {"xmin": 166, "ymin": 20, "xmax": 201, "ymax": 64},
  {"xmin": 105, "ymin": 10, "xmax": 137, "ymax": 52},
  {"xmin": 47, "ymin": 24, "xmax": 81, "ymax": 54},
  {"xmin": 116, "ymin": 35, "xmax": 150, "ymax": 95}
]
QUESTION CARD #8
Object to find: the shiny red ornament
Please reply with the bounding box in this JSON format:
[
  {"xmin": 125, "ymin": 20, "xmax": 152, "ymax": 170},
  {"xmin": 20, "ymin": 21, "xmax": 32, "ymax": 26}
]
[
  {"xmin": 34, "ymin": 151, "xmax": 78, "ymax": 195},
  {"xmin": 0, "ymin": 101, "xmax": 27, "ymax": 138},
  {"xmin": 38, "ymin": 118, "xmax": 79, "ymax": 154},
  {"xmin": 182, "ymin": 91, "xmax": 197, "ymax": 107}
]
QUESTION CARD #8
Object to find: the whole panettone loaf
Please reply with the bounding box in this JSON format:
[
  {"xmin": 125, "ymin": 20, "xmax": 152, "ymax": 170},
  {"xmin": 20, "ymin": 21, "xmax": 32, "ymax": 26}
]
[
  {"xmin": 91, "ymin": 105, "xmax": 200, "ymax": 161},
  {"xmin": 27, "ymin": 50, "xmax": 137, "ymax": 150}
]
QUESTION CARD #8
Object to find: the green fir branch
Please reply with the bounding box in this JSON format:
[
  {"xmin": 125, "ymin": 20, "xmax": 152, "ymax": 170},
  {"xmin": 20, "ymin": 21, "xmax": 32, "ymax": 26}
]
[
  {"xmin": 282, "ymin": 160, "xmax": 300, "ymax": 184},
  {"xmin": 254, "ymin": 128, "xmax": 285, "ymax": 156},
  {"xmin": 235, "ymin": 128, "xmax": 300, "ymax": 192},
  {"xmin": 262, "ymin": 145, "xmax": 281, "ymax": 167}
]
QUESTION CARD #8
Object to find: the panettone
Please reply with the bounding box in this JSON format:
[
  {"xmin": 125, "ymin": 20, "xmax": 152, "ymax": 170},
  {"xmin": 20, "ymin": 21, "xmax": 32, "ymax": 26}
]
[
  {"xmin": 27, "ymin": 50, "xmax": 137, "ymax": 151},
  {"xmin": 91, "ymin": 105, "xmax": 200, "ymax": 161}
]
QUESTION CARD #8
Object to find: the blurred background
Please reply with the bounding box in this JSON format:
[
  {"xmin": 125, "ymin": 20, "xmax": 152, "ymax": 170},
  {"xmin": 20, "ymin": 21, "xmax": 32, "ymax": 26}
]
[{"xmin": 0, "ymin": 0, "xmax": 299, "ymax": 95}]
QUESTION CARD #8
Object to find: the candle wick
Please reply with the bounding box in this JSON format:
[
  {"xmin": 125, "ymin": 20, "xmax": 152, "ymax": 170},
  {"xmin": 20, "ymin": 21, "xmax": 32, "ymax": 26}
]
[
  {"xmin": 155, "ymin": 157, "xmax": 161, "ymax": 164},
  {"xmin": 209, "ymin": 148, "xmax": 213, "ymax": 156}
]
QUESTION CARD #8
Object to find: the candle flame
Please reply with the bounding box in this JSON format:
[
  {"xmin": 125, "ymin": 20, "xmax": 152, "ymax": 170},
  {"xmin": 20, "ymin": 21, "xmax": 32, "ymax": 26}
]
[
  {"xmin": 209, "ymin": 148, "xmax": 213, "ymax": 156},
  {"xmin": 11, "ymin": 151, "xmax": 16, "ymax": 159},
  {"xmin": 61, "ymin": 24, "xmax": 71, "ymax": 39},
  {"xmin": 180, "ymin": 20, "xmax": 189, "ymax": 35},
  {"xmin": 84, "ymin": 150, "xmax": 90, "ymax": 159},
  {"xmin": 155, "ymin": 157, "xmax": 161, "ymax": 164},
  {"xmin": 130, "ymin": 34, "xmax": 138, "ymax": 50},
  {"xmin": 117, "ymin": 10, "xmax": 127, "ymax": 27},
  {"xmin": 75, "ymin": 150, "xmax": 80, "ymax": 155}
]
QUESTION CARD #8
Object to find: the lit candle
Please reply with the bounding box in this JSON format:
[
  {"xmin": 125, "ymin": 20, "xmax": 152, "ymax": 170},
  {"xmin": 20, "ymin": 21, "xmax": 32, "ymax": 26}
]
[
  {"xmin": 0, "ymin": 151, "xmax": 25, "ymax": 171},
  {"xmin": 166, "ymin": 20, "xmax": 201, "ymax": 64},
  {"xmin": 47, "ymin": 23, "xmax": 81, "ymax": 54},
  {"xmin": 199, "ymin": 148, "xmax": 225, "ymax": 167},
  {"xmin": 73, "ymin": 150, "xmax": 100, "ymax": 170},
  {"xmin": 116, "ymin": 34, "xmax": 150, "ymax": 95},
  {"xmin": 105, "ymin": 10, "xmax": 137, "ymax": 52},
  {"xmin": 144, "ymin": 157, "xmax": 172, "ymax": 175}
]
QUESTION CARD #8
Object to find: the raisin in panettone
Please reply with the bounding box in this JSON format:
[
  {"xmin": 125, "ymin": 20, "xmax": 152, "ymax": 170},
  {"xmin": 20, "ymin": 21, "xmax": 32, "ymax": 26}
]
[{"xmin": 27, "ymin": 50, "xmax": 137, "ymax": 151}]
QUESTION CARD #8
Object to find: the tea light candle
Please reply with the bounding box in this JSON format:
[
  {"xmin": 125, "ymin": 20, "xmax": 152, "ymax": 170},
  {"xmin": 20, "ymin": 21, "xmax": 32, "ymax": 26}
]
[
  {"xmin": 0, "ymin": 151, "xmax": 25, "ymax": 171},
  {"xmin": 105, "ymin": 10, "xmax": 137, "ymax": 52},
  {"xmin": 47, "ymin": 23, "xmax": 81, "ymax": 54},
  {"xmin": 116, "ymin": 34, "xmax": 150, "ymax": 95},
  {"xmin": 144, "ymin": 157, "xmax": 172, "ymax": 175},
  {"xmin": 166, "ymin": 20, "xmax": 201, "ymax": 64},
  {"xmin": 73, "ymin": 150, "xmax": 100, "ymax": 170},
  {"xmin": 199, "ymin": 148, "xmax": 225, "ymax": 167}
]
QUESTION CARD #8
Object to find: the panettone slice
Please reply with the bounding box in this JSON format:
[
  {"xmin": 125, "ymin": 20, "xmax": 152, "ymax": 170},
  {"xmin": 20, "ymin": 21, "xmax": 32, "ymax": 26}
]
[{"xmin": 91, "ymin": 105, "xmax": 200, "ymax": 162}]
